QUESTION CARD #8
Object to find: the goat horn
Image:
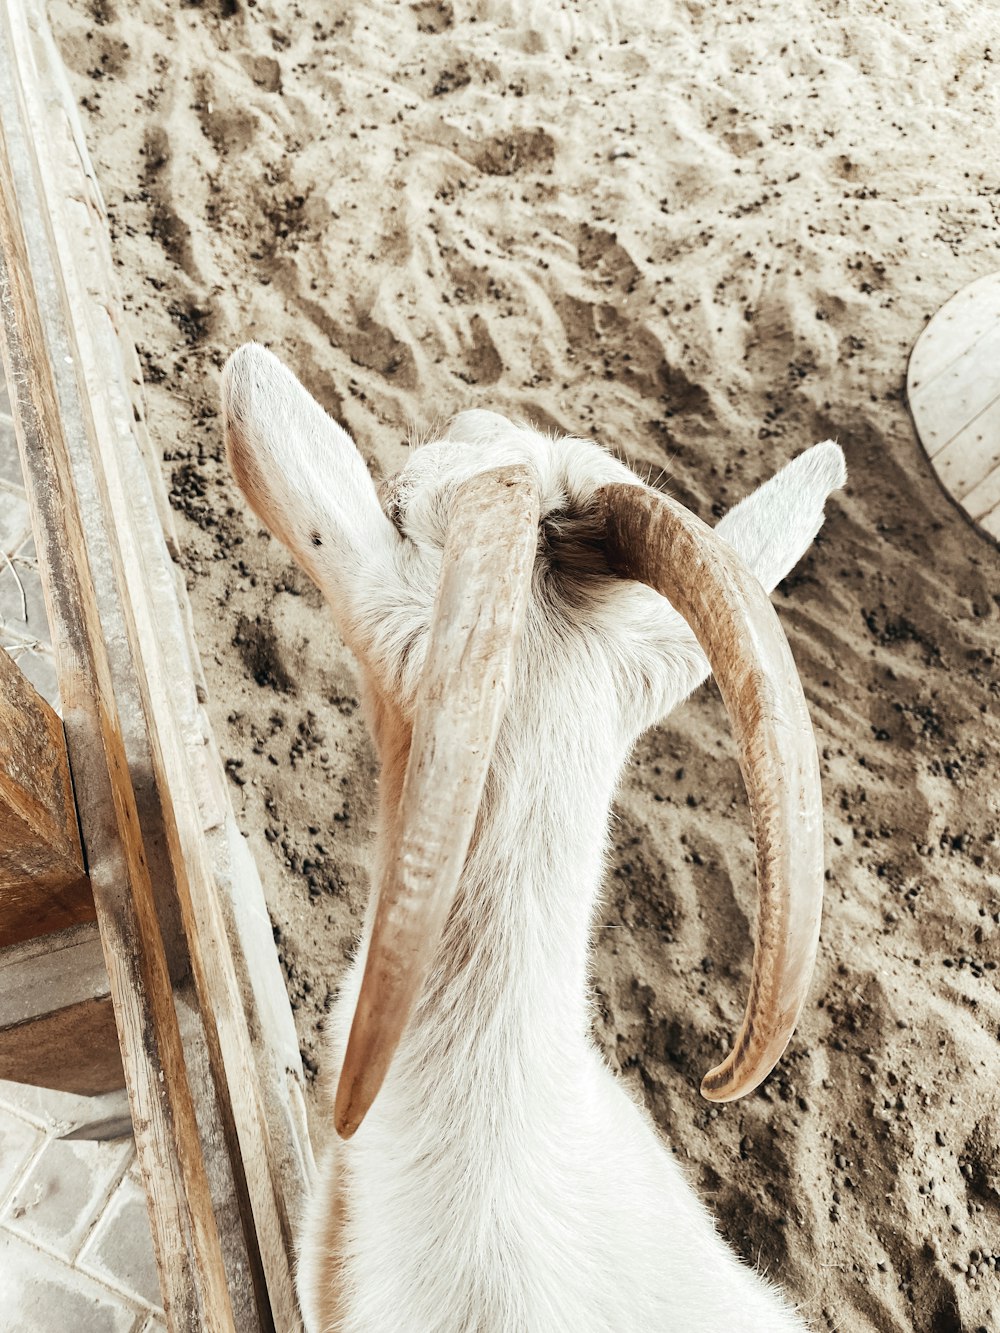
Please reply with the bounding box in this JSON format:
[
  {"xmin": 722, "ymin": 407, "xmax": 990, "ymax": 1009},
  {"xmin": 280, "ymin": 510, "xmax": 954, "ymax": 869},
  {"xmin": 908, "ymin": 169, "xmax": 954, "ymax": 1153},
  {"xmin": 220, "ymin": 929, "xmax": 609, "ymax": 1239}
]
[
  {"xmin": 335, "ymin": 466, "xmax": 540, "ymax": 1139},
  {"xmin": 597, "ymin": 483, "xmax": 824, "ymax": 1102}
]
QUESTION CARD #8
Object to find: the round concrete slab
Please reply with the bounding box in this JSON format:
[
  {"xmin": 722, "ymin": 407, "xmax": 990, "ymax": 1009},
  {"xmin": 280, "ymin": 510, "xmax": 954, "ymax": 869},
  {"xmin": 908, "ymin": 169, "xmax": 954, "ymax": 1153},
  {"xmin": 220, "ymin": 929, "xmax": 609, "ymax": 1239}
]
[{"xmin": 908, "ymin": 271, "xmax": 1000, "ymax": 545}]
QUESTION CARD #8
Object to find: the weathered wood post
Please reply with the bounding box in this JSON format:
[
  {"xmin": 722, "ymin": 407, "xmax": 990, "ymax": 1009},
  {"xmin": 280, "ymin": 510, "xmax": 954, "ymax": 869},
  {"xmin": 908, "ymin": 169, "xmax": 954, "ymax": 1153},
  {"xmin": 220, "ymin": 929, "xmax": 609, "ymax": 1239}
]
[
  {"xmin": 0, "ymin": 2, "xmax": 311, "ymax": 1328},
  {"xmin": 0, "ymin": 646, "xmax": 92, "ymax": 946}
]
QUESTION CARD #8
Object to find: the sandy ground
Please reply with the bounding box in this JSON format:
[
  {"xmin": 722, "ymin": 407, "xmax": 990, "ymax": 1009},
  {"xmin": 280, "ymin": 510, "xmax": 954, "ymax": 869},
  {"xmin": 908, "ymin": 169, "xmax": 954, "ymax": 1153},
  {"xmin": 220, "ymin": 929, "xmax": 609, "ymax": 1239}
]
[{"xmin": 48, "ymin": 2, "xmax": 1000, "ymax": 1329}]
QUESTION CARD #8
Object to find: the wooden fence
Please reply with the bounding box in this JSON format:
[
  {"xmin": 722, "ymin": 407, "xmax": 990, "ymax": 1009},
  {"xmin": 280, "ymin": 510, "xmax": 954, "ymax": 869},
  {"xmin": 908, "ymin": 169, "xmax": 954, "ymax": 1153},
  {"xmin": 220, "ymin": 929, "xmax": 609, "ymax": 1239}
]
[{"xmin": 0, "ymin": 2, "xmax": 312, "ymax": 1327}]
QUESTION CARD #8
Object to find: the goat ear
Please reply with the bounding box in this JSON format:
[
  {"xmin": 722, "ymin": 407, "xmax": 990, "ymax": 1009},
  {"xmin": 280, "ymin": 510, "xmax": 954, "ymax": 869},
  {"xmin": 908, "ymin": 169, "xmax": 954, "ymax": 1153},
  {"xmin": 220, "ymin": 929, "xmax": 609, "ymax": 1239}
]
[
  {"xmin": 222, "ymin": 344, "xmax": 401, "ymax": 649},
  {"xmin": 645, "ymin": 441, "xmax": 846, "ymax": 719},
  {"xmin": 711, "ymin": 440, "xmax": 846, "ymax": 593}
]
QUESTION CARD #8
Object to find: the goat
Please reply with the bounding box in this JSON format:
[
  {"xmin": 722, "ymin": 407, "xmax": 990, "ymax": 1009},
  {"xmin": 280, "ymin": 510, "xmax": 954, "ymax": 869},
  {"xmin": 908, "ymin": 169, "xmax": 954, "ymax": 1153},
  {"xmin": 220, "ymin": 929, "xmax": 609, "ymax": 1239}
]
[{"xmin": 222, "ymin": 343, "xmax": 846, "ymax": 1333}]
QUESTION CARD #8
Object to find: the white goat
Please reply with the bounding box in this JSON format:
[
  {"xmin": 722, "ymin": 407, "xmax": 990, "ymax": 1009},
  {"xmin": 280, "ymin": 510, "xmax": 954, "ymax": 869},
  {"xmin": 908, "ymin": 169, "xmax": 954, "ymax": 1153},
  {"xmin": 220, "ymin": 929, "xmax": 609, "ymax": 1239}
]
[{"xmin": 222, "ymin": 343, "xmax": 846, "ymax": 1333}]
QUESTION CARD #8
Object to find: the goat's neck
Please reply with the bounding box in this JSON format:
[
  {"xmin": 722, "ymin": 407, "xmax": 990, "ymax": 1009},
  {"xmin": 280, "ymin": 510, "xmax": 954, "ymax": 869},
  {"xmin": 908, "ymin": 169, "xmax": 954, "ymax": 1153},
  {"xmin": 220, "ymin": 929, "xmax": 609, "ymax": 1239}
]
[{"xmin": 367, "ymin": 699, "xmax": 624, "ymax": 1134}]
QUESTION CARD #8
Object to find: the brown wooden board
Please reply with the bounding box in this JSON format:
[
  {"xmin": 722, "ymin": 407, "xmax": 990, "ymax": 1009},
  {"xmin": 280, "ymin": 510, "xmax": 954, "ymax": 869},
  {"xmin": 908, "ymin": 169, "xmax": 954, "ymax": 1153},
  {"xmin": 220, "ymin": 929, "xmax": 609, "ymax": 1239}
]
[
  {"xmin": 0, "ymin": 995, "xmax": 123, "ymax": 1096},
  {"xmin": 0, "ymin": 920, "xmax": 122, "ymax": 1095},
  {"xmin": 0, "ymin": 2, "xmax": 310, "ymax": 1329},
  {"xmin": 0, "ymin": 644, "xmax": 93, "ymax": 946},
  {"xmin": 0, "ymin": 73, "xmax": 238, "ymax": 1333},
  {"xmin": 0, "ymin": 14, "xmax": 258, "ymax": 1333}
]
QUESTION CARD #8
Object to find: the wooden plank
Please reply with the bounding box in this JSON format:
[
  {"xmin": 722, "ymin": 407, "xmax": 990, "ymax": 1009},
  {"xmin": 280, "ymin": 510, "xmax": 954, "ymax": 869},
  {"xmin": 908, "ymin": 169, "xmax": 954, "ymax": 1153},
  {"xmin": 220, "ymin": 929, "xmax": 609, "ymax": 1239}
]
[
  {"xmin": 0, "ymin": 919, "xmax": 121, "ymax": 1093},
  {"xmin": 56, "ymin": 196, "xmax": 298, "ymax": 1329},
  {"xmin": 907, "ymin": 272, "xmax": 1000, "ymax": 550},
  {"xmin": 908, "ymin": 320, "xmax": 1000, "ymax": 457},
  {"xmin": 33, "ymin": 36, "xmax": 312, "ymax": 1226},
  {"xmin": 0, "ymin": 645, "xmax": 93, "ymax": 946},
  {"xmin": 907, "ymin": 271, "xmax": 1000, "ymax": 403},
  {"xmin": 0, "ymin": 996, "xmax": 122, "ymax": 1095},
  {"xmin": 963, "ymin": 457, "xmax": 1000, "ymax": 523},
  {"xmin": 931, "ymin": 393, "xmax": 1000, "ymax": 501},
  {"xmin": 0, "ymin": 919, "xmax": 108, "ymax": 1022},
  {"xmin": 2, "ymin": 4, "xmax": 310, "ymax": 1329},
  {"xmin": 13, "ymin": 67, "xmax": 264, "ymax": 1309},
  {"xmin": 0, "ymin": 30, "xmax": 236, "ymax": 1333},
  {"xmin": 938, "ymin": 394, "xmax": 1000, "ymax": 503},
  {"xmin": 28, "ymin": 26, "xmax": 299, "ymax": 1333},
  {"xmin": 981, "ymin": 503, "xmax": 1000, "ymax": 540}
]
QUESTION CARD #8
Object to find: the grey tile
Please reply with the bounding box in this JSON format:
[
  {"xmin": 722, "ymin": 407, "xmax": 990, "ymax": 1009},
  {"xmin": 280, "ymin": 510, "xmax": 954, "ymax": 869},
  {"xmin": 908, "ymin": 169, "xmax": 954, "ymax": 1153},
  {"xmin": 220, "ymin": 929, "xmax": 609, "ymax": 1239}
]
[
  {"xmin": 0, "ymin": 1082, "xmax": 118, "ymax": 1133},
  {"xmin": 0, "ymin": 412, "xmax": 23, "ymax": 487},
  {"xmin": 77, "ymin": 1171, "xmax": 161, "ymax": 1311},
  {"xmin": 136, "ymin": 1315, "xmax": 167, "ymax": 1333},
  {"xmin": 0, "ymin": 1107, "xmax": 43, "ymax": 1213},
  {"xmin": 0, "ymin": 554, "xmax": 49, "ymax": 642},
  {"xmin": 0, "ymin": 1230, "xmax": 138, "ymax": 1333},
  {"xmin": 0, "ymin": 642, "xmax": 60, "ymax": 713},
  {"xmin": 0, "ymin": 1081, "xmax": 71, "ymax": 1130},
  {"xmin": 3, "ymin": 1136, "xmax": 131, "ymax": 1262},
  {"xmin": 0, "ymin": 481, "xmax": 30, "ymax": 555},
  {"xmin": 0, "ymin": 1077, "xmax": 106, "ymax": 1130}
]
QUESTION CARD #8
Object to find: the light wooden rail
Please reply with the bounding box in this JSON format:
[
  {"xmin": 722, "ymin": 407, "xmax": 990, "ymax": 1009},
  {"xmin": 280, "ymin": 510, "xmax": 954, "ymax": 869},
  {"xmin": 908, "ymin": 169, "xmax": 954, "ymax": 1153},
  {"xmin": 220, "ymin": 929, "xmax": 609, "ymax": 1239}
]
[{"xmin": 0, "ymin": 2, "xmax": 312, "ymax": 1327}]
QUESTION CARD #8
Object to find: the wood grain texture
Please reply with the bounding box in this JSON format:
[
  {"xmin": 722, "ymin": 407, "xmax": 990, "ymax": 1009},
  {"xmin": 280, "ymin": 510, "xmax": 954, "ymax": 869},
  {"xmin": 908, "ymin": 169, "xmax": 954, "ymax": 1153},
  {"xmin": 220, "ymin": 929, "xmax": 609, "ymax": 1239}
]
[
  {"xmin": 16, "ymin": 17, "xmax": 298, "ymax": 1330},
  {"xmin": 0, "ymin": 645, "xmax": 93, "ymax": 946},
  {"xmin": 599, "ymin": 483, "xmax": 825, "ymax": 1103},
  {"xmin": 0, "ymin": 5, "xmax": 309, "ymax": 1328},
  {"xmin": 908, "ymin": 271, "xmax": 1000, "ymax": 549},
  {"xmin": 1, "ymin": 919, "xmax": 108, "ymax": 1019},
  {"xmin": 0, "ymin": 20, "xmax": 236, "ymax": 1330},
  {"xmin": 0, "ymin": 994, "xmax": 123, "ymax": 1095},
  {"xmin": 0, "ymin": 920, "xmax": 121, "ymax": 1093},
  {"xmin": 931, "ymin": 393, "xmax": 1000, "ymax": 501}
]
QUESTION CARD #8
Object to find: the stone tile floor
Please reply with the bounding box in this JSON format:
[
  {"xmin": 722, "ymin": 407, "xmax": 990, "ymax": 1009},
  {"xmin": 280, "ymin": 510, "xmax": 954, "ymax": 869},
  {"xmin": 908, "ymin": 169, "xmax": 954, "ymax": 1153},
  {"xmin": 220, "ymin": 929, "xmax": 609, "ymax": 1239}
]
[
  {"xmin": 1, "ymin": 371, "xmax": 164, "ymax": 1329},
  {"xmin": 0, "ymin": 377, "xmax": 58, "ymax": 708}
]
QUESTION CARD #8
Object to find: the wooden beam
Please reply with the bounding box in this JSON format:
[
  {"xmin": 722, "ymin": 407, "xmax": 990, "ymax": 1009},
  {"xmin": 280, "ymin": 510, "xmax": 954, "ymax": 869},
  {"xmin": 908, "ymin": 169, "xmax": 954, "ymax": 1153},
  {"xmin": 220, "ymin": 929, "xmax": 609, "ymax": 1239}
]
[
  {"xmin": 0, "ymin": 36, "xmax": 237, "ymax": 1333},
  {"xmin": 0, "ymin": 5, "xmax": 311, "ymax": 1330},
  {"xmin": 0, "ymin": 920, "xmax": 123, "ymax": 1095},
  {"xmin": 0, "ymin": 996, "xmax": 122, "ymax": 1096},
  {"xmin": 0, "ymin": 646, "xmax": 93, "ymax": 947}
]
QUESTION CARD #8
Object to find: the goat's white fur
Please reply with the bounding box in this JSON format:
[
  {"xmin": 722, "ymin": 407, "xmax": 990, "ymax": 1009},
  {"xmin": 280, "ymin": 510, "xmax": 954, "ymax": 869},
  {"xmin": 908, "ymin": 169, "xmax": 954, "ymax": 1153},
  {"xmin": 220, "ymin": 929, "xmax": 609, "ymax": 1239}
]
[{"xmin": 223, "ymin": 344, "xmax": 846, "ymax": 1333}]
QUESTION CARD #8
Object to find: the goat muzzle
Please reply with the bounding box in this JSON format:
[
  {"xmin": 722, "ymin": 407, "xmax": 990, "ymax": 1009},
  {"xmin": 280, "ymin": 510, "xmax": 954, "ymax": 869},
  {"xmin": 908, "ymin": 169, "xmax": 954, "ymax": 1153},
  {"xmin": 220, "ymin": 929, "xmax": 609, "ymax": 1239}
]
[
  {"xmin": 597, "ymin": 483, "xmax": 824, "ymax": 1102},
  {"xmin": 334, "ymin": 465, "xmax": 540, "ymax": 1139}
]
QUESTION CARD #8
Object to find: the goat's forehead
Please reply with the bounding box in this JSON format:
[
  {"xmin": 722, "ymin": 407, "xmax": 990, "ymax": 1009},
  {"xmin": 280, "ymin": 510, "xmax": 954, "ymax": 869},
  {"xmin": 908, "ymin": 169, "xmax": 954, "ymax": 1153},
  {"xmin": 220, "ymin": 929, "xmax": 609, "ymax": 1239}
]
[
  {"xmin": 393, "ymin": 414, "xmax": 635, "ymax": 501},
  {"xmin": 413, "ymin": 414, "xmax": 547, "ymax": 478}
]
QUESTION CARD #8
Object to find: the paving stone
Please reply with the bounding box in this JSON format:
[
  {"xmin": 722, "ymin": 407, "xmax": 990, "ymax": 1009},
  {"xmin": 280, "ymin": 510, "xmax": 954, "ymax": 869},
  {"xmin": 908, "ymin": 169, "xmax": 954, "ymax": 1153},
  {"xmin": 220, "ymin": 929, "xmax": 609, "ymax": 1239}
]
[
  {"xmin": 0, "ymin": 1229, "xmax": 139, "ymax": 1333},
  {"xmin": 3, "ymin": 643, "xmax": 61, "ymax": 712},
  {"xmin": 0, "ymin": 1106, "xmax": 42, "ymax": 1212},
  {"xmin": 0, "ymin": 1080, "xmax": 73, "ymax": 1129},
  {"xmin": 0, "ymin": 411, "xmax": 22, "ymax": 487},
  {"xmin": 14, "ymin": 532, "xmax": 34, "ymax": 560},
  {"xmin": 0, "ymin": 479, "xmax": 31, "ymax": 556},
  {"xmin": 3, "ymin": 1135, "xmax": 131, "ymax": 1261},
  {"xmin": 0, "ymin": 548, "xmax": 49, "ymax": 641},
  {"xmin": 0, "ymin": 406, "xmax": 59, "ymax": 708},
  {"xmin": 0, "ymin": 1081, "xmax": 128, "ymax": 1135},
  {"xmin": 78, "ymin": 1169, "xmax": 162, "ymax": 1311}
]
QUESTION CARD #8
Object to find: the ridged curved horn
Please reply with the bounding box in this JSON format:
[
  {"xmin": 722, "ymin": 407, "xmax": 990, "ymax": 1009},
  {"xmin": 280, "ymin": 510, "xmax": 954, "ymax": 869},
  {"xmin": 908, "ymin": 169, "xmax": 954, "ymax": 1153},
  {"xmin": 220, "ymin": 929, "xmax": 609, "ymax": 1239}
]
[
  {"xmin": 597, "ymin": 483, "xmax": 824, "ymax": 1102},
  {"xmin": 335, "ymin": 466, "xmax": 540, "ymax": 1139}
]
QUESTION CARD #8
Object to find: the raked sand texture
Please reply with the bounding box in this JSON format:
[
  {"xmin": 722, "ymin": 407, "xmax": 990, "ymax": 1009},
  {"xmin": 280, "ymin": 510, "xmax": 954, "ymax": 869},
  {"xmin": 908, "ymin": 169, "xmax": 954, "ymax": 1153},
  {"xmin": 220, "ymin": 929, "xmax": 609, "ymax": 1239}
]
[{"xmin": 48, "ymin": 3, "xmax": 999, "ymax": 1331}]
